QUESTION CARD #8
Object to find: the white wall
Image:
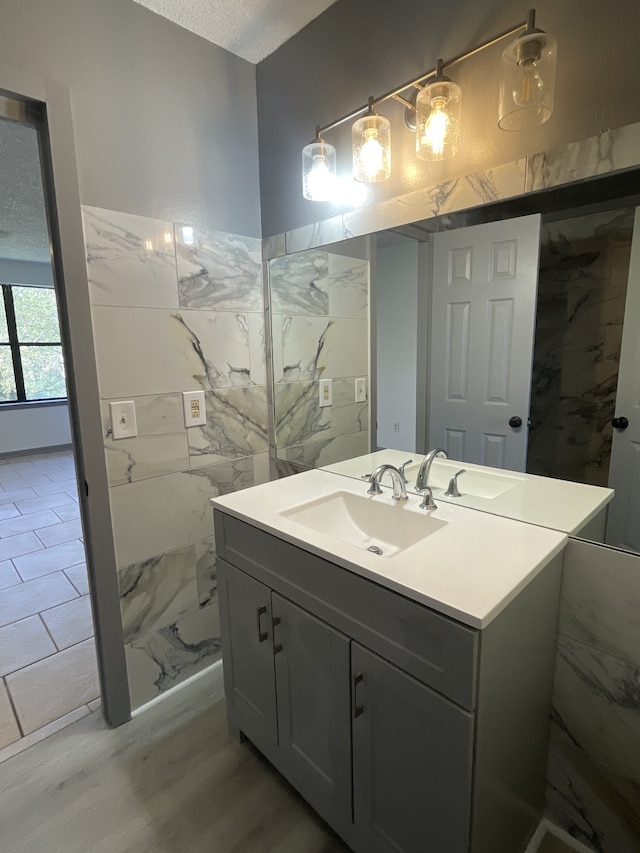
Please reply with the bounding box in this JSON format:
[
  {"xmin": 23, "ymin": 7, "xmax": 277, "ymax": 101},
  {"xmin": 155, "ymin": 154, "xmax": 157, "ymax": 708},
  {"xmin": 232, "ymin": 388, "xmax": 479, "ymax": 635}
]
[
  {"xmin": 375, "ymin": 241, "xmax": 419, "ymax": 451},
  {"xmin": 0, "ymin": 402, "xmax": 71, "ymax": 455}
]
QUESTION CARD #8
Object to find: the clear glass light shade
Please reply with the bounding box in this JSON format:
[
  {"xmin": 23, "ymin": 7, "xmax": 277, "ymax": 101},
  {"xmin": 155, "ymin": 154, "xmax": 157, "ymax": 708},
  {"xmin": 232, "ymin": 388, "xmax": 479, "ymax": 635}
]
[
  {"xmin": 415, "ymin": 78, "xmax": 461, "ymax": 161},
  {"xmin": 352, "ymin": 113, "xmax": 391, "ymax": 183},
  {"xmin": 498, "ymin": 30, "xmax": 557, "ymax": 131},
  {"xmin": 302, "ymin": 140, "xmax": 337, "ymax": 201}
]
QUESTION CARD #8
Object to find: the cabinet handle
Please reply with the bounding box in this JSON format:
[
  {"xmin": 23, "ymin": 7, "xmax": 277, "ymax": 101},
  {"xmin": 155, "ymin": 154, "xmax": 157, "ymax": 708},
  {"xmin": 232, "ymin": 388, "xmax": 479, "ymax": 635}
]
[
  {"xmin": 352, "ymin": 672, "xmax": 364, "ymax": 718},
  {"xmin": 256, "ymin": 606, "xmax": 268, "ymax": 643},
  {"xmin": 272, "ymin": 616, "xmax": 282, "ymax": 654}
]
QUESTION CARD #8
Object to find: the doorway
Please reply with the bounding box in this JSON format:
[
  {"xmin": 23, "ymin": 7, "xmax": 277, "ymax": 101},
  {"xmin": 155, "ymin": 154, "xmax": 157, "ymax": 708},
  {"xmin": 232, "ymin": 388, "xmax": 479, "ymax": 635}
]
[{"xmin": 0, "ymin": 96, "xmax": 101, "ymax": 757}]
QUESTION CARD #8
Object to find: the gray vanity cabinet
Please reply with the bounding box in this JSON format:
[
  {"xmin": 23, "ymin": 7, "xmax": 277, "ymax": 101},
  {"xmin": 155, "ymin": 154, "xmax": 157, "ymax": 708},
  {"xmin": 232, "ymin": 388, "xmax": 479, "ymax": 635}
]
[
  {"xmin": 271, "ymin": 593, "xmax": 352, "ymax": 830},
  {"xmin": 219, "ymin": 559, "xmax": 354, "ymax": 836},
  {"xmin": 221, "ymin": 562, "xmax": 277, "ymax": 756},
  {"xmin": 352, "ymin": 643, "xmax": 473, "ymax": 853},
  {"xmin": 214, "ymin": 509, "xmax": 562, "ymax": 853}
]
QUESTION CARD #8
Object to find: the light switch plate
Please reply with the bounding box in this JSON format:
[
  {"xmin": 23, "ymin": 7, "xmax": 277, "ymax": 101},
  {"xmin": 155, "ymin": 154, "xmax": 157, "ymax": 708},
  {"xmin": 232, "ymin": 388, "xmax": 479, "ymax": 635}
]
[
  {"xmin": 319, "ymin": 379, "xmax": 332, "ymax": 408},
  {"xmin": 109, "ymin": 401, "xmax": 137, "ymax": 440},
  {"xmin": 355, "ymin": 377, "xmax": 367, "ymax": 403},
  {"xmin": 183, "ymin": 390, "xmax": 206, "ymax": 427}
]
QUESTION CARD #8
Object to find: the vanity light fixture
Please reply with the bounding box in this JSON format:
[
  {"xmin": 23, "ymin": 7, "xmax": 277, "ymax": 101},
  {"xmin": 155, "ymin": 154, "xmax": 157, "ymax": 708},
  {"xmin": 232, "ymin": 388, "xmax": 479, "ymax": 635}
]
[
  {"xmin": 302, "ymin": 127, "xmax": 337, "ymax": 201},
  {"xmin": 301, "ymin": 8, "xmax": 557, "ymax": 200},
  {"xmin": 415, "ymin": 59, "xmax": 461, "ymax": 161},
  {"xmin": 498, "ymin": 8, "xmax": 557, "ymax": 131},
  {"xmin": 352, "ymin": 97, "xmax": 391, "ymax": 183}
]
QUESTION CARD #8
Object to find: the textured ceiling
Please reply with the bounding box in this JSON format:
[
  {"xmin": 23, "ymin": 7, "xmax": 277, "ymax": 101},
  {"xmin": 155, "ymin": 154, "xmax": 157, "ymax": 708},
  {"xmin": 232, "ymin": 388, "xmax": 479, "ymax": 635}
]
[
  {"xmin": 131, "ymin": 0, "xmax": 338, "ymax": 63},
  {"xmin": 0, "ymin": 119, "xmax": 51, "ymax": 264}
]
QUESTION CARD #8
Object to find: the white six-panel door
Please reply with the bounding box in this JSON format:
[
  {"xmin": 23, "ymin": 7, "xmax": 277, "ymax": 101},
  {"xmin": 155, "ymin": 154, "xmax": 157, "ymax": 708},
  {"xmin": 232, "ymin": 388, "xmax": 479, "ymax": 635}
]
[
  {"xmin": 606, "ymin": 207, "xmax": 640, "ymax": 550},
  {"xmin": 429, "ymin": 214, "xmax": 542, "ymax": 471}
]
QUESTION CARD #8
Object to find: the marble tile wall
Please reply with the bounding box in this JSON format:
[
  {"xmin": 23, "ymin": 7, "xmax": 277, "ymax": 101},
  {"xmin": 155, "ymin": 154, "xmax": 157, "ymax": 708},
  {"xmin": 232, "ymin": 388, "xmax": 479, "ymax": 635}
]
[
  {"xmin": 83, "ymin": 207, "xmax": 267, "ymax": 709},
  {"xmin": 527, "ymin": 209, "xmax": 634, "ymax": 487},
  {"xmin": 268, "ymin": 248, "xmax": 370, "ymax": 473},
  {"xmin": 546, "ymin": 538, "xmax": 640, "ymax": 852}
]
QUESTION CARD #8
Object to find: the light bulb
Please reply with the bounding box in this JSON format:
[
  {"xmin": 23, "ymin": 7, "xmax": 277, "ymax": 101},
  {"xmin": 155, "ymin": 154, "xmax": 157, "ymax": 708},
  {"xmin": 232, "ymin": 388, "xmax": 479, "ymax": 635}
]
[
  {"xmin": 422, "ymin": 101, "xmax": 449, "ymax": 157},
  {"xmin": 360, "ymin": 129, "xmax": 384, "ymax": 180},
  {"xmin": 352, "ymin": 108, "xmax": 391, "ymax": 182},
  {"xmin": 415, "ymin": 78, "xmax": 461, "ymax": 161},
  {"xmin": 302, "ymin": 138, "xmax": 337, "ymax": 200},
  {"xmin": 513, "ymin": 63, "xmax": 544, "ymax": 107},
  {"xmin": 498, "ymin": 28, "xmax": 557, "ymax": 131},
  {"xmin": 306, "ymin": 154, "xmax": 335, "ymax": 201}
]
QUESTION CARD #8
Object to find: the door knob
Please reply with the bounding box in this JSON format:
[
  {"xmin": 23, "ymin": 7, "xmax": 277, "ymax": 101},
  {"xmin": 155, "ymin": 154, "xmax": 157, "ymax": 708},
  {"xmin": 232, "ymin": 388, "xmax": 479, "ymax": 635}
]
[
  {"xmin": 612, "ymin": 416, "xmax": 629, "ymax": 430},
  {"xmin": 508, "ymin": 416, "xmax": 523, "ymax": 428}
]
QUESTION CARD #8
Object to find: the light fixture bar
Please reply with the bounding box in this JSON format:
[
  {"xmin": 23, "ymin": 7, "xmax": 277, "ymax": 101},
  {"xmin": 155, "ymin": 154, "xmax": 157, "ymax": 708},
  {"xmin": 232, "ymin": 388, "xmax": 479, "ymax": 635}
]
[{"xmin": 316, "ymin": 14, "xmax": 532, "ymax": 138}]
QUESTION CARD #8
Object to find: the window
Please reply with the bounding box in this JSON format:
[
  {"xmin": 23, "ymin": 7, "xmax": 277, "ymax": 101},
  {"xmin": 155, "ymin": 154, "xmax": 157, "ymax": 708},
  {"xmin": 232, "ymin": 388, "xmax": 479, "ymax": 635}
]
[{"xmin": 0, "ymin": 284, "xmax": 67, "ymax": 403}]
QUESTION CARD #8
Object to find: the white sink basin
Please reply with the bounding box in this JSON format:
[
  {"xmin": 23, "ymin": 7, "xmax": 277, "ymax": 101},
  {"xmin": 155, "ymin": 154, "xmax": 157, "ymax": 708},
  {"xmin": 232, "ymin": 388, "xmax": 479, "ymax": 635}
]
[
  {"xmin": 280, "ymin": 490, "xmax": 447, "ymax": 557},
  {"xmin": 404, "ymin": 461, "xmax": 525, "ymax": 500}
]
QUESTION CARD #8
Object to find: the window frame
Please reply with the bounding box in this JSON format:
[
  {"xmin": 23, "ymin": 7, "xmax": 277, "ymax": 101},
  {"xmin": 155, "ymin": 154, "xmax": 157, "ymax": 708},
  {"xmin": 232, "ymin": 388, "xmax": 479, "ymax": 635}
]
[{"xmin": 0, "ymin": 282, "xmax": 67, "ymax": 404}]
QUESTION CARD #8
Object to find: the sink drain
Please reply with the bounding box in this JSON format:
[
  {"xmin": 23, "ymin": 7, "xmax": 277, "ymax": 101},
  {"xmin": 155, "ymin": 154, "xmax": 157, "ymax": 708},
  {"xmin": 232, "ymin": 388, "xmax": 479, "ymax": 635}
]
[{"xmin": 367, "ymin": 545, "xmax": 383, "ymax": 555}]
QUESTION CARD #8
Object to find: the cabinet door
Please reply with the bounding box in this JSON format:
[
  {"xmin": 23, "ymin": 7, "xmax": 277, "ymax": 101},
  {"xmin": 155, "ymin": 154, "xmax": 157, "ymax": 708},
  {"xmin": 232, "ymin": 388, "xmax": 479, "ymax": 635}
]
[
  {"xmin": 218, "ymin": 559, "xmax": 277, "ymax": 753},
  {"xmin": 352, "ymin": 643, "xmax": 474, "ymax": 853},
  {"xmin": 272, "ymin": 593, "xmax": 352, "ymax": 831}
]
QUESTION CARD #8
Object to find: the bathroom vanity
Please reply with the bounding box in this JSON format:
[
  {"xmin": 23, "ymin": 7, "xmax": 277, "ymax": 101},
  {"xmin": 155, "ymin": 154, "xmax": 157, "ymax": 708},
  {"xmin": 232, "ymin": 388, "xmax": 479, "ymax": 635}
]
[{"xmin": 212, "ymin": 469, "xmax": 567, "ymax": 853}]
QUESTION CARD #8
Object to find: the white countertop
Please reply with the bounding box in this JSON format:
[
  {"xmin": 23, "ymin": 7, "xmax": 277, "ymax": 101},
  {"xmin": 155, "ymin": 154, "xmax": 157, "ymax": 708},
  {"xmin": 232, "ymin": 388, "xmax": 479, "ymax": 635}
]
[
  {"xmin": 211, "ymin": 468, "xmax": 567, "ymax": 629},
  {"xmin": 322, "ymin": 450, "xmax": 613, "ymax": 536}
]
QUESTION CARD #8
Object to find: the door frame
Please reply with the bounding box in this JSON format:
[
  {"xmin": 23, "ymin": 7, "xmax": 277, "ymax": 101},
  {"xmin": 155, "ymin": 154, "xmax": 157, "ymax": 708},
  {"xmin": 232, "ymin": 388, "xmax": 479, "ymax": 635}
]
[{"xmin": 0, "ymin": 61, "xmax": 131, "ymax": 726}]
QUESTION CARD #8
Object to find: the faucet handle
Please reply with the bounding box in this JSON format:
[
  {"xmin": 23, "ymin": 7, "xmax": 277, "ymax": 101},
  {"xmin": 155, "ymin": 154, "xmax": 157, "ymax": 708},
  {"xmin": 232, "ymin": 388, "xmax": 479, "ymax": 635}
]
[
  {"xmin": 418, "ymin": 487, "xmax": 437, "ymax": 511},
  {"xmin": 366, "ymin": 476, "xmax": 383, "ymax": 496},
  {"xmin": 399, "ymin": 459, "xmax": 413, "ymax": 483},
  {"xmin": 444, "ymin": 469, "xmax": 466, "ymax": 498}
]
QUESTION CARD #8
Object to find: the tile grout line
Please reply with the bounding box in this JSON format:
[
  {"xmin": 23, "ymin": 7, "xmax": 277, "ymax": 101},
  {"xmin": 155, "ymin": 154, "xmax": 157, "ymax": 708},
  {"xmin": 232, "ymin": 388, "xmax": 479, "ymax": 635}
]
[
  {"xmin": 2, "ymin": 675, "xmax": 24, "ymax": 738},
  {"xmin": 38, "ymin": 612, "xmax": 62, "ymax": 653}
]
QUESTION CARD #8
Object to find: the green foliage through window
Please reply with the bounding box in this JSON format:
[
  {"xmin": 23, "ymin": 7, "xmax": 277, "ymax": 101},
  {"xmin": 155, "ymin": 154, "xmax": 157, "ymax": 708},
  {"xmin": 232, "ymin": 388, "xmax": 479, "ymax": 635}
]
[{"xmin": 0, "ymin": 284, "xmax": 66, "ymax": 404}]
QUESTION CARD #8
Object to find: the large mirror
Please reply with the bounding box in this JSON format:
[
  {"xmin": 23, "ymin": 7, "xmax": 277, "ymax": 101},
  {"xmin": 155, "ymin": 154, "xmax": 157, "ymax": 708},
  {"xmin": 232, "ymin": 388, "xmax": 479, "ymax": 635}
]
[{"xmin": 268, "ymin": 170, "xmax": 640, "ymax": 554}]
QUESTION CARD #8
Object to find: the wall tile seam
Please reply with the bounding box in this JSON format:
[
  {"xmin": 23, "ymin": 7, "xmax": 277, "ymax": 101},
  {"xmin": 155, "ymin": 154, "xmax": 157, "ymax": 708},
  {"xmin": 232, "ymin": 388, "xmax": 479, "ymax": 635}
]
[
  {"xmin": 104, "ymin": 460, "xmax": 267, "ymax": 492},
  {"xmin": 89, "ymin": 304, "xmax": 264, "ymax": 316},
  {"xmin": 122, "ymin": 599, "xmax": 221, "ymax": 634},
  {"xmin": 272, "ymin": 312, "xmax": 369, "ymax": 320},
  {"xmin": 114, "ymin": 535, "xmax": 216, "ymax": 568},
  {"xmin": 555, "ymin": 629, "xmax": 640, "ymax": 672},
  {"xmin": 98, "ymin": 386, "xmax": 269, "ymax": 411},
  {"xmin": 120, "ymin": 601, "xmax": 214, "ymax": 647}
]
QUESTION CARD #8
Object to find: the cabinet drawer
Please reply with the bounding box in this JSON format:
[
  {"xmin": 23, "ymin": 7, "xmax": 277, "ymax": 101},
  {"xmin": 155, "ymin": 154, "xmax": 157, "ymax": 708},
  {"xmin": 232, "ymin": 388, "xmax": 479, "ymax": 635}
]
[{"xmin": 215, "ymin": 511, "xmax": 479, "ymax": 710}]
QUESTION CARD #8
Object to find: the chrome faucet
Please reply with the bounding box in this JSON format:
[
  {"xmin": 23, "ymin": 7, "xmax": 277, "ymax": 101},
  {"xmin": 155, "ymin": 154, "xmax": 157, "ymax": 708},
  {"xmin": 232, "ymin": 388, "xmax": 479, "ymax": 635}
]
[
  {"xmin": 415, "ymin": 448, "xmax": 448, "ymax": 491},
  {"xmin": 367, "ymin": 464, "xmax": 408, "ymax": 501}
]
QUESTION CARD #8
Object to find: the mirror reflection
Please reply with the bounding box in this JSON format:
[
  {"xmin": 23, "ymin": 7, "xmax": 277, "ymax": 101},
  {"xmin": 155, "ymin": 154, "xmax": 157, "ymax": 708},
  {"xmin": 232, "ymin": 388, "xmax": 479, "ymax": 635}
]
[{"xmin": 268, "ymin": 176, "xmax": 640, "ymax": 554}]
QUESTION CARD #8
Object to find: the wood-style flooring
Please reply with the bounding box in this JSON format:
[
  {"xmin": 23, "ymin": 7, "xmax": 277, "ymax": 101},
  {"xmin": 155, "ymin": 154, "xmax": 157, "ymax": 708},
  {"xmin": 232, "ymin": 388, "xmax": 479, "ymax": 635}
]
[
  {"xmin": 0, "ymin": 663, "xmax": 348, "ymax": 853},
  {"xmin": 0, "ymin": 661, "xmax": 581, "ymax": 853}
]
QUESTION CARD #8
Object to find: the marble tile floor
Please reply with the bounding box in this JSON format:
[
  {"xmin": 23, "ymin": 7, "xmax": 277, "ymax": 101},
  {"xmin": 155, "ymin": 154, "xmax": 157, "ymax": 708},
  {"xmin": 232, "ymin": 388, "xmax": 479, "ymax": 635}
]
[
  {"xmin": 0, "ymin": 449, "xmax": 100, "ymax": 759},
  {"xmin": 0, "ymin": 661, "xmax": 581, "ymax": 853}
]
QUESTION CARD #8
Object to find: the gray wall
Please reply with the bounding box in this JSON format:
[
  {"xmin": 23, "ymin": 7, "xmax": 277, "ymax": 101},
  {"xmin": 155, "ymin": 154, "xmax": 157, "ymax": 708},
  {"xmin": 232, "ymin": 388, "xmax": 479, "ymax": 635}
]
[
  {"xmin": 376, "ymin": 241, "xmax": 418, "ymax": 451},
  {"xmin": 257, "ymin": 0, "xmax": 640, "ymax": 236},
  {"xmin": 0, "ymin": 404, "xmax": 71, "ymax": 455},
  {"xmin": 0, "ymin": 261, "xmax": 53, "ymax": 287},
  {"xmin": 0, "ymin": 0, "xmax": 261, "ymax": 237}
]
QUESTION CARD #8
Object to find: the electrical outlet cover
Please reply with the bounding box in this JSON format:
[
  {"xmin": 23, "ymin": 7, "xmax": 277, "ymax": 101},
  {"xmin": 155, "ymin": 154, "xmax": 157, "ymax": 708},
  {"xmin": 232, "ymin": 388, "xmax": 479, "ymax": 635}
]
[
  {"xmin": 319, "ymin": 379, "xmax": 333, "ymax": 408},
  {"xmin": 110, "ymin": 401, "xmax": 137, "ymax": 440},
  {"xmin": 355, "ymin": 377, "xmax": 367, "ymax": 403},
  {"xmin": 183, "ymin": 390, "xmax": 206, "ymax": 427}
]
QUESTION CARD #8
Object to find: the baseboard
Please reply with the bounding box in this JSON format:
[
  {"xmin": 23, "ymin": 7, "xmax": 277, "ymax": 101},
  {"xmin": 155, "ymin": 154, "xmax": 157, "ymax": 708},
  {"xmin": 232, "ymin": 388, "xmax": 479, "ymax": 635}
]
[
  {"xmin": 523, "ymin": 820, "xmax": 548, "ymax": 853},
  {"xmin": 541, "ymin": 818, "xmax": 596, "ymax": 853},
  {"xmin": 131, "ymin": 658, "xmax": 223, "ymax": 718},
  {"xmin": 0, "ymin": 443, "xmax": 72, "ymax": 460}
]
